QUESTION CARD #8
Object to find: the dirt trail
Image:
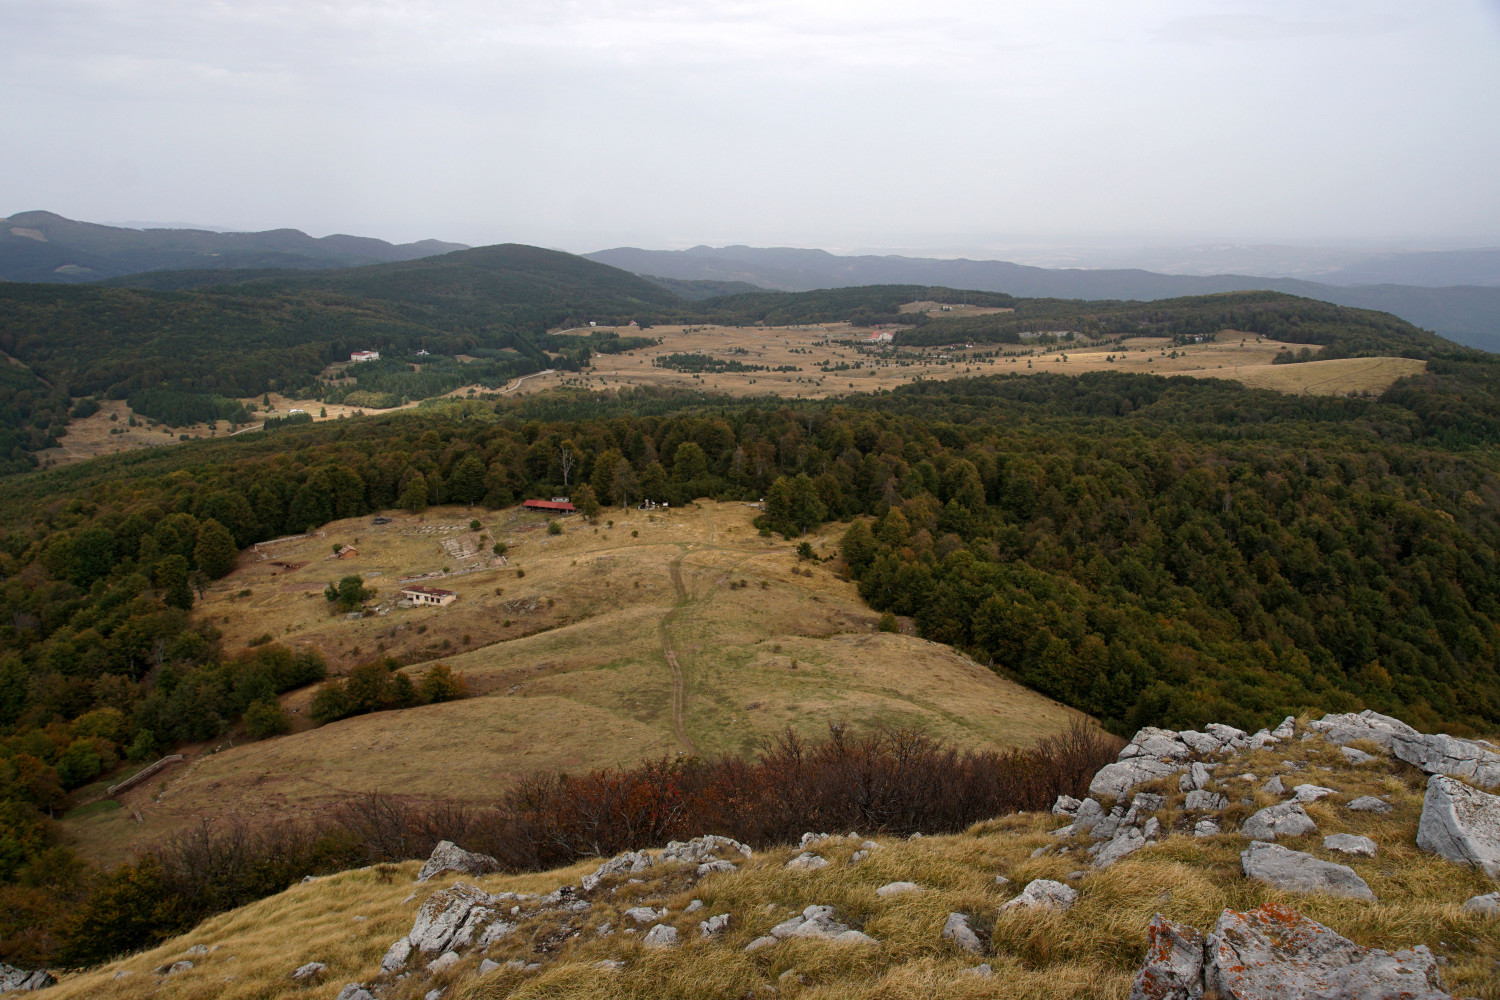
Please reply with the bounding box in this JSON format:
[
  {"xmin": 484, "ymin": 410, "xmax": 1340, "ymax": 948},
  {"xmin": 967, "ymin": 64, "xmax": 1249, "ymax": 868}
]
[{"xmin": 662, "ymin": 552, "xmax": 698, "ymax": 754}]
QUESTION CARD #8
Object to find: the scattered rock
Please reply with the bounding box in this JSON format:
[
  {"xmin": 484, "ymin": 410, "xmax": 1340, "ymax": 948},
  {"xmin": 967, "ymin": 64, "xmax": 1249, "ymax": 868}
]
[
  {"xmin": 1194, "ymin": 820, "xmax": 1221, "ymax": 837},
  {"xmin": 770, "ymin": 904, "xmax": 852, "ymax": 940},
  {"xmin": 697, "ymin": 860, "xmax": 738, "ymax": 876},
  {"xmin": 699, "ymin": 914, "xmax": 731, "ymax": 937},
  {"xmin": 1094, "ymin": 827, "xmax": 1147, "ymax": 869},
  {"xmin": 1462, "ymin": 892, "xmax": 1500, "ymax": 916},
  {"xmin": 380, "ymin": 937, "xmax": 413, "ymax": 973},
  {"xmin": 643, "ymin": 924, "xmax": 679, "ymax": 947},
  {"xmin": 1340, "ymin": 747, "xmax": 1376, "ymax": 765},
  {"xmin": 1179, "ymin": 762, "xmax": 1213, "ymax": 793},
  {"xmin": 1204, "ymin": 723, "xmax": 1248, "ymax": 745},
  {"xmin": 0, "ymin": 964, "xmax": 57, "ymax": 993},
  {"xmin": 785, "ymin": 852, "xmax": 829, "ymax": 871},
  {"xmin": 941, "ymin": 912, "xmax": 985, "ymax": 955},
  {"xmin": 1128, "ymin": 913, "xmax": 1203, "ymax": 1000},
  {"xmin": 479, "ymin": 958, "xmax": 501, "ymax": 975},
  {"xmin": 963, "ymin": 963, "xmax": 994, "ymax": 978},
  {"xmin": 1272, "ymin": 716, "xmax": 1296, "ymax": 739},
  {"xmin": 185, "ymin": 945, "xmax": 209, "ymax": 956},
  {"xmin": 1204, "ymin": 902, "xmax": 1447, "ymax": 999},
  {"xmin": 1072, "ymin": 797, "xmax": 1106, "ymax": 833},
  {"xmin": 994, "ymin": 875, "xmax": 1011, "ymax": 888},
  {"xmin": 595, "ymin": 959, "xmax": 626, "ymax": 970},
  {"xmin": 684, "ymin": 899, "xmax": 703, "ymax": 913},
  {"xmin": 1240, "ymin": 802, "xmax": 1318, "ymax": 840},
  {"xmin": 744, "ymin": 935, "xmax": 778, "ymax": 953},
  {"xmin": 1292, "ymin": 784, "xmax": 1336, "ymax": 803},
  {"xmin": 1323, "ymin": 834, "xmax": 1377, "ymax": 857},
  {"xmin": 416, "ymin": 841, "xmax": 501, "ymax": 884},
  {"xmin": 1264, "ymin": 776, "xmax": 1285, "ymax": 796},
  {"xmin": 425, "ymin": 990, "xmax": 444, "ymax": 1000},
  {"xmin": 1347, "ymin": 796, "xmax": 1393, "ymax": 814},
  {"xmin": 1000, "ymin": 879, "xmax": 1078, "ymax": 912},
  {"xmin": 334, "ymin": 986, "xmax": 375, "ymax": 1000},
  {"xmin": 1240, "ymin": 841, "xmax": 1377, "ymax": 901},
  {"xmin": 625, "ymin": 906, "xmax": 668, "ymax": 924},
  {"xmin": 580, "ymin": 850, "xmax": 654, "ymax": 891},
  {"xmin": 426, "ymin": 951, "xmax": 460, "ymax": 974},
  {"xmin": 1417, "ymin": 774, "xmax": 1500, "ymax": 876},
  {"xmin": 661, "ymin": 835, "xmax": 753, "ymax": 864},
  {"xmin": 876, "ymin": 881, "xmax": 923, "ymax": 898},
  {"xmin": 1184, "ymin": 789, "xmax": 1228, "ymax": 811},
  {"xmin": 290, "ymin": 961, "xmax": 327, "ymax": 982},
  {"xmin": 1143, "ymin": 817, "xmax": 1161, "ymax": 840},
  {"xmin": 1053, "ymin": 795, "xmax": 1082, "ymax": 815}
]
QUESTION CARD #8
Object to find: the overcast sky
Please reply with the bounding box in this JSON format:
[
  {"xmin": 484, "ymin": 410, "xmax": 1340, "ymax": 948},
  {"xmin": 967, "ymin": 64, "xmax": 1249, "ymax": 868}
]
[{"xmin": 3, "ymin": 0, "xmax": 1498, "ymax": 252}]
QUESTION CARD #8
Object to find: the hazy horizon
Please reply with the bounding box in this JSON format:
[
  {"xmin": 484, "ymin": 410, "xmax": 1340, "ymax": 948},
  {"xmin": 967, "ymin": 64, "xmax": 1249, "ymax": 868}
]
[{"xmin": 5, "ymin": 1, "xmax": 1499, "ymax": 252}]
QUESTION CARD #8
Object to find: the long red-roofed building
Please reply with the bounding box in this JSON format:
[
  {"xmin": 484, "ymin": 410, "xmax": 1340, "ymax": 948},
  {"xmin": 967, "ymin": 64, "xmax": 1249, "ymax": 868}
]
[{"xmin": 523, "ymin": 499, "xmax": 577, "ymax": 513}]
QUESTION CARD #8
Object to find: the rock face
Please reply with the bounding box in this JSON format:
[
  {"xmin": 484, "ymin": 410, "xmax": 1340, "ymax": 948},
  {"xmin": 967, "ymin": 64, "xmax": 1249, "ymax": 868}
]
[
  {"xmin": 1240, "ymin": 842, "xmax": 1376, "ymax": 901},
  {"xmin": 1311, "ymin": 709, "xmax": 1500, "ymax": 788},
  {"xmin": 0, "ymin": 964, "xmax": 56, "ymax": 993},
  {"xmin": 1203, "ymin": 903, "xmax": 1448, "ymax": 1000},
  {"xmin": 1000, "ymin": 879, "xmax": 1078, "ymax": 911},
  {"xmin": 1416, "ymin": 774, "xmax": 1500, "ymax": 876},
  {"xmin": 1129, "ymin": 914, "xmax": 1204, "ymax": 1000},
  {"xmin": 1240, "ymin": 802, "xmax": 1318, "ymax": 840}
]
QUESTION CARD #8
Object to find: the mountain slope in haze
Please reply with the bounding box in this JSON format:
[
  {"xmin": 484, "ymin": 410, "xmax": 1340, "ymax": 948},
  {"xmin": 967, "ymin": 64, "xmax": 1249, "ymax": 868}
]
[
  {"xmin": 1316, "ymin": 247, "xmax": 1500, "ymax": 287},
  {"xmin": 0, "ymin": 210, "xmax": 467, "ymax": 283},
  {"xmin": 588, "ymin": 245, "xmax": 1500, "ymax": 352}
]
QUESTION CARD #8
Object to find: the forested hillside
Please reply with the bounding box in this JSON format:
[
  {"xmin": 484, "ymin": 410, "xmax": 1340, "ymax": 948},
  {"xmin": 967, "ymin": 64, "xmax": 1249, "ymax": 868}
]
[{"xmin": 3, "ymin": 359, "xmax": 1500, "ymax": 963}]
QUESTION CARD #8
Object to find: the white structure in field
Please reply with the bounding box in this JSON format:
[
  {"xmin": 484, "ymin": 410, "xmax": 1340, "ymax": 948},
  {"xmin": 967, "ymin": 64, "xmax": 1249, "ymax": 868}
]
[
  {"xmin": 350, "ymin": 350, "xmax": 381, "ymax": 363},
  {"xmin": 867, "ymin": 331, "xmax": 894, "ymax": 343},
  {"xmin": 400, "ymin": 584, "xmax": 457, "ymax": 606}
]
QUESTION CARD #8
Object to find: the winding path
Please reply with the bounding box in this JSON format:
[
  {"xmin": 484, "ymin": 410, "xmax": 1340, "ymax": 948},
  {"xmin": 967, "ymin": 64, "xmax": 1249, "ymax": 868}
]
[{"xmin": 661, "ymin": 552, "xmax": 698, "ymax": 754}]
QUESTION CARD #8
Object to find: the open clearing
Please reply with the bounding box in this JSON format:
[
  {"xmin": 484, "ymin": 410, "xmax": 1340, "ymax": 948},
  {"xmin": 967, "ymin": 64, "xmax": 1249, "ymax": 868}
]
[
  {"xmin": 67, "ymin": 501, "xmax": 1081, "ymax": 865},
  {"xmin": 36, "ymin": 305, "xmax": 1426, "ymax": 470}
]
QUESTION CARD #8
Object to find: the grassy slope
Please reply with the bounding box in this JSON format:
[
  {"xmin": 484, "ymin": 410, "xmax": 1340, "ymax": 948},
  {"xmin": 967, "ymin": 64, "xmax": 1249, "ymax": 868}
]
[
  {"xmin": 67, "ymin": 502, "xmax": 1079, "ymax": 865},
  {"xmin": 47, "ymin": 725, "xmax": 1500, "ymax": 1000}
]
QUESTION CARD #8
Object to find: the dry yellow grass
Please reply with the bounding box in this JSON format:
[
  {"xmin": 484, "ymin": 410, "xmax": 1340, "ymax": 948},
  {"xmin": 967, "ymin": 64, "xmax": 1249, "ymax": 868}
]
[
  {"xmin": 68, "ymin": 501, "xmax": 1080, "ymax": 865},
  {"xmin": 45, "ymin": 723, "xmax": 1500, "ymax": 1000}
]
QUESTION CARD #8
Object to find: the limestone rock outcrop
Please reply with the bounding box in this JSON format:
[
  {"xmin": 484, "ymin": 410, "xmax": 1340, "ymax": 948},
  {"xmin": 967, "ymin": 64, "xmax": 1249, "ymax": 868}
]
[
  {"xmin": 1416, "ymin": 773, "xmax": 1500, "ymax": 876},
  {"xmin": 416, "ymin": 841, "xmax": 501, "ymax": 883},
  {"xmin": 1240, "ymin": 842, "xmax": 1376, "ymax": 901},
  {"xmin": 1130, "ymin": 903, "xmax": 1451, "ymax": 1000}
]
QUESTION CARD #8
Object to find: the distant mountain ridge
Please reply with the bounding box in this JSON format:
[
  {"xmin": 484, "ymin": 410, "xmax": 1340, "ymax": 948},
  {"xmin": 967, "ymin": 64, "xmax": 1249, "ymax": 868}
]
[
  {"xmin": 587, "ymin": 245, "xmax": 1500, "ymax": 352},
  {"xmin": 0, "ymin": 211, "xmax": 467, "ymax": 283}
]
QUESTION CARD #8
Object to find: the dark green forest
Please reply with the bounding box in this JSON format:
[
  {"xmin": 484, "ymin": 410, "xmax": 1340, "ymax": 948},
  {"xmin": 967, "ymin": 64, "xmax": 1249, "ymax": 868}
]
[{"xmin": 0, "ymin": 350, "xmax": 1498, "ymax": 961}]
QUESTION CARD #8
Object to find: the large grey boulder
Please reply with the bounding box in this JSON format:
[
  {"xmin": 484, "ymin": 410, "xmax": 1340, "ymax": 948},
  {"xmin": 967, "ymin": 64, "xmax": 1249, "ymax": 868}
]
[
  {"xmin": 1240, "ymin": 841, "xmax": 1376, "ymax": 901},
  {"xmin": 1416, "ymin": 774, "xmax": 1500, "ymax": 876},
  {"xmin": 1240, "ymin": 802, "xmax": 1317, "ymax": 840},
  {"xmin": 1120, "ymin": 727, "xmax": 1194, "ymax": 761},
  {"xmin": 1091, "ymin": 757, "xmax": 1183, "ymax": 799},
  {"xmin": 0, "ymin": 964, "xmax": 56, "ymax": 993},
  {"xmin": 1204, "ymin": 903, "xmax": 1449, "ymax": 999},
  {"xmin": 407, "ymin": 882, "xmax": 499, "ymax": 953},
  {"xmin": 1129, "ymin": 914, "xmax": 1204, "ymax": 1000},
  {"xmin": 416, "ymin": 840, "xmax": 501, "ymax": 883},
  {"xmin": 1071, "ymin": 797, "xmax": 1106, "ymax": 833}
]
